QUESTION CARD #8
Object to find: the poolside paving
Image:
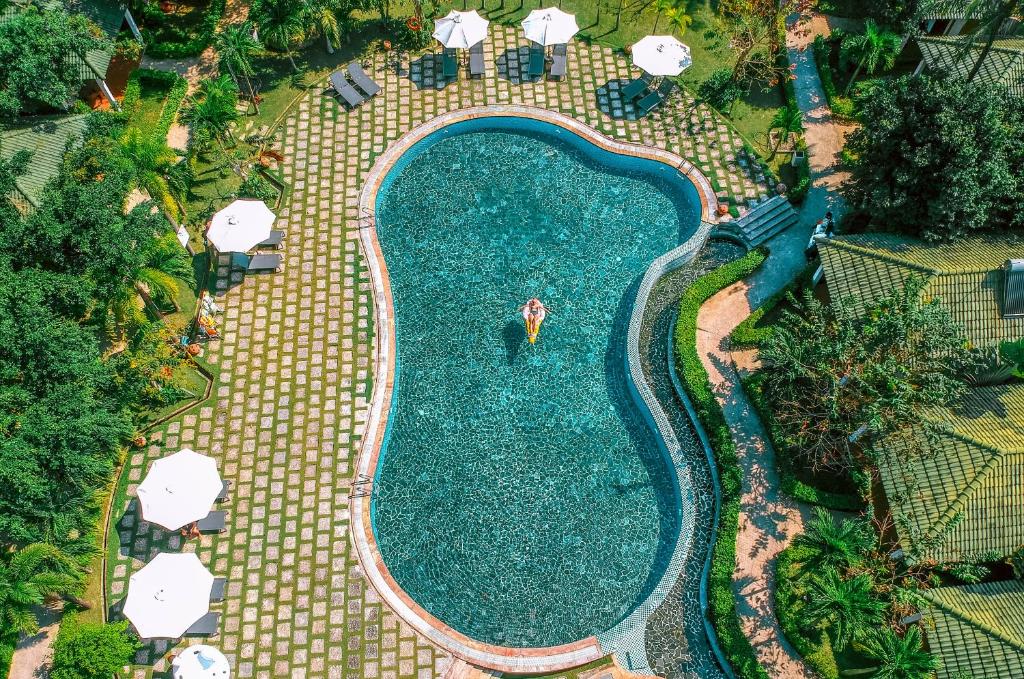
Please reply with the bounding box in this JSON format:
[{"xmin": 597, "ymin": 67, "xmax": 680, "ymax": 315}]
[{"xmin": 107, "ymin": 25, "xmax": 773, "ymax": 679}]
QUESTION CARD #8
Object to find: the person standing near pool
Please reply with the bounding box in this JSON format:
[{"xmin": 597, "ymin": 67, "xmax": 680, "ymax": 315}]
[{"xmin": 520, "ymin": 298, "xmax": 548, "ymax": 344}]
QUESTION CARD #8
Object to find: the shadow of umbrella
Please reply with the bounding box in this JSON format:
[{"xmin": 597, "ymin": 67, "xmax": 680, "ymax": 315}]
[
  {"xmin": 408, "ymin": 52, "xmax": 454, "ymax": 91},
  {"xmin": 495, "ymin": 46, "xmax": 535, "ymax": 84},
  {"xmin": 595, "ymin": 79, "xmax": 639, "ymax": 120}
]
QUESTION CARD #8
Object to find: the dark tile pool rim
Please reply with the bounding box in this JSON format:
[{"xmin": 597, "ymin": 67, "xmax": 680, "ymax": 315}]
[{"xmin": 352, "ymin": 105, "xmax": 719, "ymax": 674}]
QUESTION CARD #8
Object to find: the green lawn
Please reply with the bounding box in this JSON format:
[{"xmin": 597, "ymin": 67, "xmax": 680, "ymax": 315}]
[{"xmin": 128, "ymin": 75, "xmax": 176, "ymax": 132}]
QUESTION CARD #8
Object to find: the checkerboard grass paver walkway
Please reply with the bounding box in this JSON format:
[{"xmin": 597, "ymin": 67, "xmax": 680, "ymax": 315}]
[{"xmin": 107, "ymin": 26, "xmax": 772, "ymax": 679}]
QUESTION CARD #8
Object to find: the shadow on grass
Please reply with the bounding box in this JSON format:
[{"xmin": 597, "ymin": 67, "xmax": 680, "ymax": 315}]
[{"xmin": 595, "ymin": 78, "xmax": 639, "ymax": 120}]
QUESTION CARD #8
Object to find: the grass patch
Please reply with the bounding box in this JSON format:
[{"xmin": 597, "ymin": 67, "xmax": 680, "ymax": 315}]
[{"xmin": 674, "ymin": 246, "xmax": 771, "ymax": 679}]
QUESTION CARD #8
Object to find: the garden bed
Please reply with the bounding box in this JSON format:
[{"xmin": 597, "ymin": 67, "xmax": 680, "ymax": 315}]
[
  {"xmin": 137, "ymin": 0, "xmax": 225, "ymax": 58},
  {"xmin": 122, "ymin": 68, "xmax": 189, "ymax": 140}
]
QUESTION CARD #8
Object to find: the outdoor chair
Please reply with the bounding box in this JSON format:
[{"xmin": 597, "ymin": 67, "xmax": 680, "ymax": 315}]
[
  {"xmin": 637, "ymin": 79, "xmax": 675, "ymax": 115},
  {"xmin": 347, "ymin": 61, "xmax": 381, "ymax": 97},
  {"xmin": 549, "ymin": 43, "xmax": 568, "ymax": 80},
  {"xmin": 247, "ymin": 253, "xmax": 283, "ymax": 273},
  {"xmin": 256, "ymin": 230, "xmax": 284, "ymax": 249},
  {"xmin": 185, "ymin": 612, "xmax": 220, "ymax": 637},
  {"xmin": 329, "ymin": 70, "xmax": 364, "ymax": 108},
  {"xmin": 210, "ymin": 577, "xmax": 227, "ymax": 602},
  {"xmin": 216, "ymin": 479, "xmax": 231, "ymax": 503},
  {"xmin": 622, "ymin": 72, "xmax": 654, "ymax": 101},
  {"xmin": 528, "ymin": 45, "xmax": 545, "ymax": 78},
  {"xmin": 441, "ymin": 48, "xmax": 458, "ymax": 79},
  {"xmin": 469, "ymin": 42, "xmax": 485, "ymax": 78},
  {"xmin": 197, "ymin": 510, "xmax": 227, "ymax": 534}
]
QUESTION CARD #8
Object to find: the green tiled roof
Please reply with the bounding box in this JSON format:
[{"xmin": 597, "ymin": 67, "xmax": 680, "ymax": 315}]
[
  {"xmin": 917, "ymin": 35, "xmax": 1024, "ymax": 98},
  {"xmin": 0, "ymin": 114, "xmax": 88, "ymax": 208},
  {"xmin": 922, "ymin": 0, "xmax": 1007, "ymax": 20},
  {"xmin": 818, "ymin": 234, "xmax": 1024, "ymax": 348},
  {"xmin": 875, "ymin": 384, "xmax": 1024, "ymax": 564},
  {"xmin": 0, "ymin": 0, "xmax": 125, "ymax": 82},
  {"xmin": 922, "ymin": 580, "xmax": 1024, "ymax": 679}
]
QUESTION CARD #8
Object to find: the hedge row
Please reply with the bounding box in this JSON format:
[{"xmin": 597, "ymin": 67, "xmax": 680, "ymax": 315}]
[
  {"xmin": 674, "ymin": 247, "xmax": 770, "ymax": 679},
  {"xmin": 811, "ymin": 35, "xmax": 855, "ymax": 120},
  {"xmin": 729, "ymin": 264, "xmax": 816, "ymax": 349},
  {"xmin": 775, "ymin": 546, "xmax": 841, "ymax": 679},
  {"xmin": 143, "ymin": 0, "xmax": 226, "ymax": 59}
]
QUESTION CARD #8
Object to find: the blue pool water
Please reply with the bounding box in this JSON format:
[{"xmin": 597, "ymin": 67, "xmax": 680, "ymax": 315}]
[{"xmin": 371, "ymin": 117, "xmax": 701, "ymax": 648}]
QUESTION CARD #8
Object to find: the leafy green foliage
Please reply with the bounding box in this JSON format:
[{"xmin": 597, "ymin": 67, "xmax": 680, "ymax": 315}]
[
  {"xmin": 775, "ymin": 546, "xmax": 841, "ymax": 679},
  {"xmin": 846, "ymin": 75, "xmax": 1024, "ymax": 241},
  {"xmin": 859, "ymin": 0, "xmax": 926, "ymax": 32},
  {"xmin": 795, "ymin": 508, "xmax": 873, "ymax": 573},
  {"xmin": 182, "ymin": 75, "xmax": 241, "ymax": 152},
  {"xmin": 238, "ymin": 172, "xmax": 279, "ymax": 203},
  {"xmin": 805, "ymin": 568, "xmax": 886, "ymax": 652},
  {"xmin": 50, "ymin": 616, "xmax": 139, "ymax": 679},
  {"xmin": 0, "ymin": 544, "xmax": 81, "ymax": 635},
  {"xmin": 758, "ymin": 277, "xmax": 971, "ymax": 472},
  {"xmin": 674, "ymin": 247, "xmax": 770, "ymax": 679},
  {"xmin": 839, "ymin": 20, "xmax": 901, "ymax": 96},
  {"xmin": 699, "ymin": 68, "xmax": 745, "ymax": 111},
  {"xmin": 859, "ymin": 626, "xmax": 939, "ymax": 679},
  {"xmin": 0, "ymin": 5, "xmax": 109, "ymax": 120},
  {"xmin": 140, "ymin": 0, "xmax": 226, "ymax": 59}
]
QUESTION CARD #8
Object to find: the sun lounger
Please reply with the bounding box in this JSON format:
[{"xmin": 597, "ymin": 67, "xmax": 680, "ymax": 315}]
[
  {"xmin": 210, "ymin": 577, "xmax": 227, "ymax": 602},
  {"xmin": 329, "ymin": 70, "xmax": 364, "ymax": 108},
  {"xmin": 347, "ymin": 61, "xmax": 381, "ymax": 97},
  {"xmin": 622, "ymin": 72, "xmax": 654, "ymax": 101},
  {"xmin": 441, "ymin": 48, "xmax": 458, "ymax": 79},
  {"xmin": 185, "ymin": 612, "xmax": 220, "ymax": 637},
  {"xmin": 637, "ymin": 79, "xmax": 675, "ymax": 115},
  {"xmin": 256, "ymin": 230, "xmax": 284, "ymax": 248},
  {"xmin": 528, "ymin": 45, "xmax": 545, "ymax": 78},
  {"xmin": 216, "ymin": 479, "xmax": 231, "ymax": 503},
  {"xmin": 247, "ymin": 253, "xmax": 282, "ymax": 273},
  {"xmin": 197, "ymin": 510, "xmax": 227, "ymax": 533},
  {"xmin": 549, "ymin": 43, "xmax": 567, "ymax": 79},
  {"xmin": 469, "ymin": 42, "xmax": 485, "ymax": 78}
]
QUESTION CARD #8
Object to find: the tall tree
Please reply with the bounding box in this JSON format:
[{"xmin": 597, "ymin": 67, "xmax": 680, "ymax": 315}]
[
  {"xmin": 0, "ymin": 544, "xmax": 80, "ymax": 635},
  {"xmin": 251, "ymin": 0, "xmax": 307, "ymax": 70},
  {"xmin": 845, "ymin": 74, "xmax": 1024, "ymax": 241},
  {"xmin": 840, "ymin": 19, "xmax": 902, "ymax": 95},
  {"xmin": 119, "ymin": 127, "xmax": 181, "ymax": 219},
  {"xmin": 794, "ymin": 508, "xmax": 873, "ymax": 574},
  {"xmin": 857, "ymin": 626, "xmax": 939, "ymax": 679},
  {"xmin": 0, "ymin": 5, "xmax": 109, "ymax": 120},
  {"xmin": 804, "ymin": 569, "xmax": 886, "ymax": 652},
  {"xmin": 768, "ymin": 103, "xmax": 802, "ymax": 157},
  {"xmin": 214, "ymin": 21, "xmax": 262, "ymax": 109},
  {"xmin": 181, "ymin": 75, "xmax": 241, "ymax": 153}
]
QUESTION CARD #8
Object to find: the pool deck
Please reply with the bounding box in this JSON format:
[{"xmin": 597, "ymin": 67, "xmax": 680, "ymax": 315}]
[{"xmin": 107, "ymin": 25, "xmax": 774, "ymax": 679}]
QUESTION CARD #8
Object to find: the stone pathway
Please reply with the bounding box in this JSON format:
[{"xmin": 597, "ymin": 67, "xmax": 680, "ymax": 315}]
[
  {"xmin": 8, "ymin": 602, "xmax": 61, "ymax": 679},
  {"xmin": 686, "ymin": 4, "xmax": 856, "ymax": 679},
  {"xmin": 106, "ymin": 24, "xmax": 775, "ymax": 679}
]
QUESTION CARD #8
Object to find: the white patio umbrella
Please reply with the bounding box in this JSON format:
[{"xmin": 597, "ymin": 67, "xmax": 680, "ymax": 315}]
[
  {"xmin": 207, "ymin": 199, "xmax": 275, "ymax": 253},
  {"xmin": 124, "ymin": 553, "xmax": 214, "ymax": 639},
  {"xmin": 432, "ymin": 10, "xmax": 489, "ymax": 49},
  {"xmin": 521, "ymin": 7, "xmax": 579, "ymax": 46},
  {"xmin": 631, "ymin": 35, "xmax": 692, "ymax": 77},
  {"xmin": 137, "ymin": 448, "xmax": 222, "ymax": 531},
  {"xmin": 172, "ymin": 644, "xmax": 231, "ymax": 679}
]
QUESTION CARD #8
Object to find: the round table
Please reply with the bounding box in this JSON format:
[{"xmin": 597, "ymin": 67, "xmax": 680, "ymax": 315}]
[{"xmin": 172, "ymin": 645, "xmax": 230, "ymax": 679}]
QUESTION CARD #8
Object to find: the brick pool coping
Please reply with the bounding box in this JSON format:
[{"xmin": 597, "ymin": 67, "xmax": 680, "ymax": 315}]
[{"xmin": 352, "ymin": 105, "xmax": 718, "ymax": 674}]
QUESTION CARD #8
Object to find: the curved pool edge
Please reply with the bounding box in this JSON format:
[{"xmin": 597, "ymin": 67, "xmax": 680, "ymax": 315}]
[{"xmin": 351, "ymin": 105, "xmax": 719, "ymax": 674}]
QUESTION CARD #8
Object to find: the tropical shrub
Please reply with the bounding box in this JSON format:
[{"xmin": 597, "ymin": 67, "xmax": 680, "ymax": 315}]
[
  {"xmin": 141, "ymin": 0, "xmax": 227, "ymax": 59},
  {"xmin": 50, "ymin": 616, "xmax": 139, "ymax": 679},
  {"xmin": 699, "ymin": 69, "xmax": 744, "ymax": 112}
]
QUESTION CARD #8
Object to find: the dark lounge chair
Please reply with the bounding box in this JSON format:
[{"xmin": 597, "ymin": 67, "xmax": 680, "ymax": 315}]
[
  {"xmin": 528, "ymin": 45, "xmax": 545, "ymax": 78},
  {"xmin": 197, "ymin": 510, "xmax": 227, "ymax": 534},
  {"xmin": 637, "ymin": 79, "xmax": 675, "ymax": 115},
  {"xmin": 347, "ymin": 61, "xmax": 381, "ymax": 97},
  {"xmin": 210, "ymin": 577, "xmax": 227, "ymax": 602},
  {"xmin": 622, "ymin": 72, "xmax": 654, "ymax": 101},
  {"xmin": 549, "ymin": 43, "xmax": 567, "ymax": 80},
  {"xmin": 247, "ymin": 253, "xmax": 282, "ymax": 273},
  {"xmin": 256, "ymin": 230, "xmax": 284, "ymax": 248},
  {"xmin": 329, "ymin": 70, "xmax": 364, "ymax": 108},
  {"xmin": 216, "ymin": 479, "xmax": 231, "ymax": 503},
  {"xmin": 469, "ymin": 42, "xmax": 485, "ymax": 78},
  {"xmin": 441, "ymin": 48, "xmax": 458, "ymax": 79},
  {"xmin": 185, "ymin": 612, "xmax": 220, "ymax": 637}
]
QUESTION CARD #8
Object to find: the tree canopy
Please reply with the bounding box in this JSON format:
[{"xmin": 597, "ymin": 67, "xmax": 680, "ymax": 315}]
[
  {"xmin": 50, "ymin": 616, "xmax": 139, "ymax": 679},
  {"xmin": 845, "ymin": 74, "xmax": 1024, "ymax": 242},
  {"xmin": 0, "ymin": 5, "xmax": 109, "ymax": 120}
]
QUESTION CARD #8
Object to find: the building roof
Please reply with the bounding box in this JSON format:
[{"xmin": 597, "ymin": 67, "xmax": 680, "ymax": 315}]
[
  {"xmin": 875, "ymin": 384, "xmax": 1024, "ymax": 564},
  {"xmin": 0, "ymin": 0, "xmax": 125, "ymax": 82},
  {"xmin": 917, "ymin": 35, "xmax": 1024, "ymax": 98},
  {"xmin": 922, "ymin": 0, "xmax": 1008, "ymax": 20},
  {"xmin": 922, "ymin": 580, "xmax": 1024, "ymax": 679},
  {"xmin": 0, "ymin": 114, "xmax": 88, "ymax": 208},
  {"xmin": 818, "ymin": 233, "xmax": 1024, "ymax": 348}
]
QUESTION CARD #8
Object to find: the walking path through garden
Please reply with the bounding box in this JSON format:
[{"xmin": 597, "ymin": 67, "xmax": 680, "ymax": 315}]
[{"xmin": 690, "ymin": 4, "xmax": 853, "ymax": 678}]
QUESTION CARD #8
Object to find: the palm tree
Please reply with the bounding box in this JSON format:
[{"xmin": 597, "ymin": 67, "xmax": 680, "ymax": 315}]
[
  {"xmin": 305, "ymin": 0, "xmax": 342, "ymax": 54},
  {"xmin": 0, "ymin": 544, "xmax": 80, "ymax": 636},
  {"xmin": 252, "ymin": 0, "xmax": 306, "ymax": 71},
  {"xmin": 962, "ymin": 0, "xmax": 1023, "ymax": 82},
  {"xmin": 120, "ymin": 127, "xmax": 181, "ymax": 220},
  {"xmin": 214, "ymin": 21, "xmax": 261, "ymax": 111},
  {"xmin": 181, "ymin": 75, "xmax": 240, "ymax": 154},
  {"xmin": 768, "ymin": 103, "xmax": 802, "ymax": 157},
  {"xmin": 840, "ymin": 20, "xmax": 901, "ymax": 96},
  {"xmin": 855, "ymin": 627, "xmax": 939, "ymax": 679},
  {"xmin": 794, "ymin": 507, "xmax": 873, "ymax": 574},
  {"xmin": 804, "ymin": 568, "xmax": 886, "ymax": 652}
]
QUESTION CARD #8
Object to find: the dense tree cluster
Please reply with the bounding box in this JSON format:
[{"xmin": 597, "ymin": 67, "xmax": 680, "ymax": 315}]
[{"xmin": 845, "ymin": 75, "xmax": 1024, "ymax": 241}]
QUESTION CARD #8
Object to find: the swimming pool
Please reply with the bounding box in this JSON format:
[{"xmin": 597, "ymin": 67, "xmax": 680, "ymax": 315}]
[{"xmin": 365, "ymin": 113, "xmax": 704, "ymax": 651}]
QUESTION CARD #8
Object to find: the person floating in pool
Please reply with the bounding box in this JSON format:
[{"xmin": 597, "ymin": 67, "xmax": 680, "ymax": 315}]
[{"xmin": 519, "ymin": 298, "xmax": 548, "ymax": 344}]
